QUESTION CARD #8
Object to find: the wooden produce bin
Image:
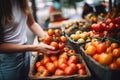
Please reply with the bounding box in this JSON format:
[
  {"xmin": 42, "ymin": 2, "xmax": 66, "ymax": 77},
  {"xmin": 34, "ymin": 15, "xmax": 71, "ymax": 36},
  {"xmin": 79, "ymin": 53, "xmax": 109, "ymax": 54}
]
[{"xmin": 29, "ymin": 53, "xmax": 91, "ymax": 80}]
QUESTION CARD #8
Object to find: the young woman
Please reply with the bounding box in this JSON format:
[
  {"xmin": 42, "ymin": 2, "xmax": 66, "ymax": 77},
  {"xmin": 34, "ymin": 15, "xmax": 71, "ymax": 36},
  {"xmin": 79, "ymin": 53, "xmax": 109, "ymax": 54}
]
[{"xmin": 0, "ymin": 0, "xmax": 59, "ymax": 80}]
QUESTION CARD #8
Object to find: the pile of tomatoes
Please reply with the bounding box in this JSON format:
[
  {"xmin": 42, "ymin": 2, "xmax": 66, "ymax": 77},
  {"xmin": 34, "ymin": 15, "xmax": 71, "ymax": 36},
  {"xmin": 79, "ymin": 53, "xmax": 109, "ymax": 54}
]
[
  {"xmin": 91, "ymin": 17, "xmax": 120, "ymax": 38},
  {"xmin": 34, "ymin": 29, "xmax": 87, "ymax": 77},
  {"xmin": 85, "ymin": 39, "xmax": 120, "ymax": 70}
]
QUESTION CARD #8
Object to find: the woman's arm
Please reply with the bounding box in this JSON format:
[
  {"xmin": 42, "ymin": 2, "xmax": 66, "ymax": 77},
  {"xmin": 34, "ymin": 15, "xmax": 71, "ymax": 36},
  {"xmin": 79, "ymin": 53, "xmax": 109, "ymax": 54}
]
[{"xmin": 27, "ymin": 12, "xmax": 46, "ymax": 38}]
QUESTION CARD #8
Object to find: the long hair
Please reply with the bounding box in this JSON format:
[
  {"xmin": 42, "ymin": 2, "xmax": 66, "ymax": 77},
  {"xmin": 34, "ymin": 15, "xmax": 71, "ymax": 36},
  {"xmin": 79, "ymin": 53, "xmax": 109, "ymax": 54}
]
[
  {"xmin": 0, "ymin": 0, "xmax": 31, "ymax": 26},
  {"xmin": 0, "ymin": 0, "xmax": 31, "ymax": 43}
]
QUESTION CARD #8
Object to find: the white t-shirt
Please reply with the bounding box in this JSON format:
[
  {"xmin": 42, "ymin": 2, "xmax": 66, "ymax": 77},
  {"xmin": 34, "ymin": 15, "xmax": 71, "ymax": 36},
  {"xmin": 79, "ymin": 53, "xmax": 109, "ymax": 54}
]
[{"xmin": 3, "ymin": 2, "xmax": 28, "ymax": 44}]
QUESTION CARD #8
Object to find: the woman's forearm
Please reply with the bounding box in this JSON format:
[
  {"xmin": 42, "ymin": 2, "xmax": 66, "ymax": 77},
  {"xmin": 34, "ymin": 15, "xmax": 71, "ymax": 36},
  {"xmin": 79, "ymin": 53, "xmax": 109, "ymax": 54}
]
[{"xmin": 0, "ymin": 43, "xmax": 39, "ymax": 53}]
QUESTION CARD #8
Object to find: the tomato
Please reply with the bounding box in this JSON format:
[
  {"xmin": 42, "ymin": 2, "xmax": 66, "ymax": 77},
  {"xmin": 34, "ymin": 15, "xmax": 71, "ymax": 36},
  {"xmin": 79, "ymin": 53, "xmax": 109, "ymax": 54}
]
[
  {"xmin": 92, "ymin": 54, "xmax": 100, "ymax": 62},
  {"xmin": 68, "ymin": 49, "xmax": 76, "ymax": 54},
  {"xmin": 58, "ymin": 58, "xmax": 67, "ymax": 66},
  {"xmin": 37, "ymin": 66, "xmax": 46, "ymax": 72},
  {"xmin": 58, "ymin": 42, "xmax": 65, "ymax": 49},
  {"xmin": 54, "ymin": 69, "xmax": 65, "ymax": 76},
  {"xmin": 54, "ymin": 29, "xmax": 61, "ymax": 37},
  {"xmin": 106, "ymin": 22, "xmax": 115, "ymax": 31},
  {"xmin": 50, "ymin": 55, "xmax": 58, "ymax": 62},
  {"xmin": 105, "ymin": 39, "xmax": 111, "ymax": 48},
  {"xmin": 47, "ymin": 29, "xmax": 54, "ymax": 36},
  {"xmin": 98, "ymin": 53, "xmax": 113, "ymax": 65},
  {"xmin": 59, "ymin": 54, "xmax": 68, "ymax": 60},
  {"xmin": 69, "ymin": 63, "xmax": 77, "ymax": 71},
  {"xmin": 36, "ymin": 69, "xmax": 49, "ymax": 77},
  {"xmin": 53, "ymin": 60, "xmax": 58, "ymax": 68},
  {"xmin": 50, "ymin": 41, "xmax": 59, "ymax": 50},
  {"xmin": 91, "ymin": 23, "xmax": 102, "ymax": 32},
  {"xmin": 43, "ymin": 35, "xmax": 52, "ymax": 44},
  {"xmin": 112, "ymin": 48, "xmax": 120, "ymax": 58},
  {"xmin": 52, "ymin": 36, "xmax": 60, "ymax": 42},
  {"xmin": 106, "ymin": 47, "xmax": 112, "ymax": 53},
  {"xmin": 68, "ymin": 55, "xmax": 77, "ymax": 64},
  {"xmin": 110, "ymin": 43, "xmax": 119, "ymax": 50},
  {"xmin": 77, "ymin": 63, "xmax": 85, "ymax": 69},
  {"xmin": 59, "ymin": 63, "xmax": 68, "ymax": 70},
  {"xmin": 64, "ymin": 66, "xmax": 74, "ymax": 75},
  {"xmin": 116, "ymin": 57, "xmax": 120, "ymax": 67},
  {"xmin": 35, "ymin": 61, "xmax": 43, "ymax": 69},
  {"xmin": 96, "ymin": 43, "xmax": 107, "ymax": 54},
  {"xmin": 109, "ymin": 62, "xmax": 119, "ymax": 70},
  {"xmin": 85, "ymin": 42, "xmax": 92, "ymax": 50},
  {"xmin": 78, "ymin": 69, "xmax": 86, "ymax": 75},
  {"xmin": 43, "ymin": 56, "xmax": 51, "ymax": 65},
  {"xmin": 60, "ymin": 36, "xmax": 67, "ymax": 43},
  {"xmin": 85, "ymin": 45, "xmax": 96, "ymax": 56},
  {"xmin": 63, "ymin": 47, "xmax": 70, "ymax": 52},
  {"xmin": 46, "ymin": 62, "xmax": 56, "ymax": 73}
]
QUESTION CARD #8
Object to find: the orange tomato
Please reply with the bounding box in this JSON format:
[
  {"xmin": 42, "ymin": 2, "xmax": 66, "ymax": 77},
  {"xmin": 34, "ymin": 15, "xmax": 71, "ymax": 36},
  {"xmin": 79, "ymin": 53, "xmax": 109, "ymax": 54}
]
[
  {"xmin": 35, "ymin": 61, "xmax": 42, "ymax": 69},
  {"xmin": 50, "ymin": 41, "xmax": 59, "ymax": 50},
  {"xmin": 43, "ymin": 35, "xmax": 52, "ymax": 44},
  {"xmin": 64, "ymin": 66, "xmax": 74, "ymax": 75},
  {"xmin": 43, "ymin": 56, "xmax": 51, "ymax": 65},
  {"xmin": 60, "ymin": 36, "xmax": 67, "ymax": 43},
  {"xmin": 78, "ymin": 69, "xmax": 86, "ymax": 75},
  {"xmin": 46, "ymin": 62, "xmax": 56, "ymax": 73},
  {"xmin": 96, "ymin": 43, "xmax": 107, "ymax": 53},
  {"xmin": 110, "ymin": 42, "xmax": 119, "ymax": 50},
  {"xmin": 109, "ymin": 62, "xmax": 119, "ymax": 70},
  {"xmin": 85, "ymin": 45, "xmax": 96, "ymax": 56},
  {"xmin": 59, "ymin": 63, "xmax": 68, "ymax": 70},
  {"xmin": 112, "ymin": 48, "xmax": 120, "ymax": 58},
  {"xmin": 47, "ymin": 29, "xmax": 54, "ymax": 36},
  {"xmin": 50, "ymin": 55, "xmax": 58, "ymax": 62},
  {"xmin": 54, "ymin": 29, "xmax": 61, "ymax": 37},
  {"xmin": 116, "ymin": 57, "xmax": 120, "ymax": 67},
  {"xmin": 92, "ymin": 54, "xmax": 100, "ymax": 62},
  {"xmin": 54, "ymin": 69, "xmax": 65, "ymax": 76},
  {"xmin": 77, "ymin": 63, "xmax": 85, "ymax": 69},
  {"xmin": 68, "ymin": 49, "xmax": 76, "ymax": 54}
]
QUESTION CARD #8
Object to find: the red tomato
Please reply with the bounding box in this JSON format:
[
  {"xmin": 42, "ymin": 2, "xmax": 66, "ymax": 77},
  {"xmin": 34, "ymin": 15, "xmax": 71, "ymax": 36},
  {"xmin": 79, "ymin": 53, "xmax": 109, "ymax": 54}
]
[
  {"xmin": 96, "ymin": 43, "xmax": 107, "ymax": 53},
  {"xmin": 47, "ymin": 29, "xmax": 54, "ymax": 36},
  {"xmin": 59, "ymin": 63, "xmax": 68, "ymax": 70},
  {"xmin": 37, "ymin": 66, "xmax": 46, "ymax": 72},
  {"xmin": 78, "ymin": 69, "xmax": 86, "ymax": 75},
  {"xmin": 58, "ymin": 58, "xmax": 67, "ymax": 66},
  {"xmin": 46, "ymin": 62, "xmax": 56, "ymax": 73},
  {"xmin": 68, "ymin": 55, "xmax": 77, "ymax": 65},
  {"xmin": 53, "ymin": 60, "xmax": 58, "ymax": 68},
  {"xmin": 43, "ymin": 35, "xmax": 52, "ymax": 44},
  {"xmin": 54, "ymin": 69, "xmax": 65, "ymax": 76},
  {"xmin": 50, "ymin": 41, "xmax": 59, "ymax": 50},
  {"xmin": 69, "ymin": 63, "xmax": 77, "ymax": 71},
  {"xmin": 59, "ymin": 54, "xmax": 68, "ymax": 60},
  {"xmin": 92, "ymin": 54, "xmax": 100, "ymax": 62},
  {"xmin": 58, "ymin": 42, "xmax": 65, "ymax": 49},
  {"xmin": 64, "ymin": 66, "xmax": 74, "ymax": 75},
  {"xmin": 43, "ymin": 56, "xmax": 51, "ymax": 65},
  {"xmin": 50, "ymin": 55, "xmax": 58, "ymax": 62},
  {"xmin": 60, "ymin": 36, "xmax": 67, "ymax": 43},
  {"xmin": 35, "ymin": 61, "xmax": 42, "ymax": 69},
  {"xmin": 36, "ymin": 69, "xmax": 49, "ymax": 77},
  {"xmin": 77, "ymin": 63, "xmax": 85, "ymax": 69},
  {"xmin": 68, "ymin": 49, "xmax": 76, "ymax": 54}
]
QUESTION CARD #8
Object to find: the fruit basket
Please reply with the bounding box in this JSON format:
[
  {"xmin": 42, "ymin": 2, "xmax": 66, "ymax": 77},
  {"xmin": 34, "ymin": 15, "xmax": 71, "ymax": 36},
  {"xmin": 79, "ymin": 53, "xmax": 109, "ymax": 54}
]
[
  {"xmin": 29, "ymin": 53, "xmax": 91, "ymax": 80},
  {"xmin": 80, "ymin": 38, "xmax": 120, "ymax": 80}
]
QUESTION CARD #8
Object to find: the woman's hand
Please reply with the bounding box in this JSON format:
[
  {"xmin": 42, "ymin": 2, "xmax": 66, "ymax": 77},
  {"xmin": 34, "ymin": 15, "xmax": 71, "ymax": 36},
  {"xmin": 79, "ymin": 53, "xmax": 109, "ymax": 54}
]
[{"xmin": 36, "ymin": 43, "xmax": 59, "ymax": 55}]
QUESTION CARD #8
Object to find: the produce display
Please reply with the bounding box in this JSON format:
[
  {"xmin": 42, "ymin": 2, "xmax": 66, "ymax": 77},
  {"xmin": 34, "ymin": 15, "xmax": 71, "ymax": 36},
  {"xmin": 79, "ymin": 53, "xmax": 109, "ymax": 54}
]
[
  {"xmin": 30, "ymin": 29, "xmax": 91, "ymax": 79},
  {"xmin": 84, "ymin": 38, "xmax": 120, "ymax": 70}
]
